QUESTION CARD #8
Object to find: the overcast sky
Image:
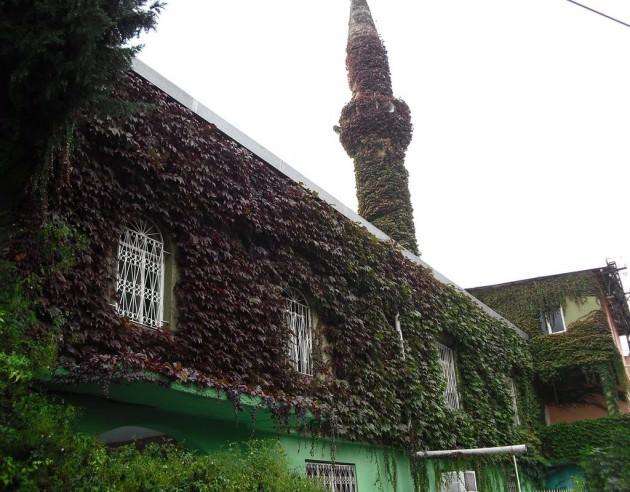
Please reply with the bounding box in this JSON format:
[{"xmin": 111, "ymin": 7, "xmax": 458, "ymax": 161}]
[{"xmin": 137, "ymin": 0, "xmax": 630, "ymax": 290}]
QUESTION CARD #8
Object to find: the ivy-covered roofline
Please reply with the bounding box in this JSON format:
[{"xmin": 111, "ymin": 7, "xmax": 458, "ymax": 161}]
[
  {"xmin": 131, "ymin": 58, "xmax": 527, "ymax": 339},
  {"xmin": 468, "ymin": 266, "xmax": 604, "ymax": 292}
]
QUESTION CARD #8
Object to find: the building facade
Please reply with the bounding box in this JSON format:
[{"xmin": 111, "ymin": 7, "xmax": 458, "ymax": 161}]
[
  {"xmin": 470, "ymin": 262, "xmax": 630, "ymax": 488},
  {"xmin": 19, "ymin": 58, "xmax": 540, "ymax": 492},
  {"xmin": 12, "ymin": 1, "xmax": 628, "ymax": 490}
]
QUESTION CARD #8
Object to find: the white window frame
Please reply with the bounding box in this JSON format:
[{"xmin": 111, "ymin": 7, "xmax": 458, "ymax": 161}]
[
  {"xmin": 438, "ymin": 342, "xmax": 460, "ymax": 410},
  {"xmin": 395, "ymin": 313, "xmax": 406, "ymax": 359},
  {"xmin": 543, "ymin": 306, "xmax": 567, "ymax": 334},
  {"xmin": 441, "ymin": 471, "xmax": 478, "ymax": 492},
  {"xmin": 285, "ymin": 290, "xmax": 313, "ymax": 375},
  {"xmin": 115, "ymin": 221, "xmax": 165, "ymax": 329},
  {"xmin": 509, "ymin": 378, "xmax": 520, "ymax": 426},
  {"xmin": 306, "ymin": 461, "xmax": 358, "ymax": 492}
]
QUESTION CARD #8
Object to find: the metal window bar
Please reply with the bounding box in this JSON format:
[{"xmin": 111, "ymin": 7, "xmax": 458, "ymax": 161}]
[
  {"xmin": 285, "ymin": 292, "xmax": 313, "ymax": 375},
  {"xmin": 534, "ymin": 489, "xmax": 575, "ymax": 492},
  {"xmin": 509, "ymin": 379, "xmax": 520, "ymax": 426},
  {"xmin": 116, "ymin": 221, "xmax": 165, "ymax": 328},
  {"xmin": 438, "ymin": 343, "xmax": 460, "ymax": 409},
  {"xmin": 506, "ymin": 466, "xmax": 519, "ymax": 492},
  {"xmin": 306, "ymin": 462, "xmax": 358, "ymax": 492}
]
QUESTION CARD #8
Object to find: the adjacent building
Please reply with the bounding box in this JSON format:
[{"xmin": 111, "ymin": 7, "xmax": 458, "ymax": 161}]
[{"xmin": 469, "ymin": 261, "xmax": 630, "ymax": 488}]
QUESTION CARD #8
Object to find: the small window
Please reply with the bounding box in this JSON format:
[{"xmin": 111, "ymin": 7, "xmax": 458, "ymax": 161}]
[
  {"xmin": 116, "ymin": 221, "xmax": 165, "ymax": 328},
  {"xmin": 540, "ymin": 306, "xmax": 566, "ymax": 334},
  {"xmin": 306, "ymin": 461, "xmax": 358, "ymax": 492},
  {"xmin": 441, "ymin": 471, "xmax": 478, "ymax": 492},
  {"xmin": 438, "ymin": 343, "xmax": 460, "ymax": 410},
  {"xmin": 509, "ymin": 378, "xmax": 520, "ymax": 426},
  {"xmin": 285, "ymin": 290, "xmax": 313, "ymax": 375}
]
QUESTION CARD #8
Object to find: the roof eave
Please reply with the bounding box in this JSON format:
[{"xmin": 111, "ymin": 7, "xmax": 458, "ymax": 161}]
[{"xmin": 131, "ymin": 58, "xmax": 528, "ymax": 340}]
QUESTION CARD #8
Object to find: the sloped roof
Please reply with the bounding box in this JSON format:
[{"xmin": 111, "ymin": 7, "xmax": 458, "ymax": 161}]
[{"xmin": 132, "ymin": 58, "xmax": 527, "ymax": 339}]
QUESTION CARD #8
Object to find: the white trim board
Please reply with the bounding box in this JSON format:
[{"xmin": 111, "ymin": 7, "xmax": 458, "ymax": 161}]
[{"xmin": 131, "ymin": 58, "xmax": 527, "ymax": 340}]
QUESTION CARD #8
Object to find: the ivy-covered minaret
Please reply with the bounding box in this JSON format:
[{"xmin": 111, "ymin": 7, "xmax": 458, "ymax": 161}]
[{"xmin": 338, "ymin": 0, "xmax": 418, "ymax": 254}]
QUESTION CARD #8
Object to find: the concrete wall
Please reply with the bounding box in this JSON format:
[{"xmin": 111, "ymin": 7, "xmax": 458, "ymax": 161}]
[
  {"xmin": 545, "ymin": 295, "xmax": 629, "ymax": 424},
  {"xmin": 563, "ymin": 295, "xmax": 600, "ymax": 326},
  {"xmin": 63, "ymin": 390, "xmax": 539, "ymax": 491}
]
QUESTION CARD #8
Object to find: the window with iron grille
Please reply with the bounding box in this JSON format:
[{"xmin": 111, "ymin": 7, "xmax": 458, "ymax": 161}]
[
  {"xmin": 506, "ymin": 471, "xmax": 518, "ymax": 492},
  {"xmin": 438, "ymin": 343, "xmax": 460, "ymax": 410},
  {"xmin": 441, "ymin": 471, "xmax": 478, "ymax": 492},
  {"xmin": 509, "ymin": 378, "xmax": 520, "ymax": 425},
  {"xmin": 116, "ymin": 221, "xmax": 165, "ymax": 328},
  {"xmin": 285, "ymin": 290, "xmax": 313, "ymax": 375},
  {"xmin": 306, "ymin": 461, "xmax": 358, "ymax": 492}
]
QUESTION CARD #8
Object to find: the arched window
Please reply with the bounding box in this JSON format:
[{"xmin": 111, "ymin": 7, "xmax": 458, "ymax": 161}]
[
  {"xmin": 116, "ymin": 221, "xmax": 165, "ymax": 328},
  {"xmin": 285, "ymin": 290, "xmax": 313, "ymax": 375}
]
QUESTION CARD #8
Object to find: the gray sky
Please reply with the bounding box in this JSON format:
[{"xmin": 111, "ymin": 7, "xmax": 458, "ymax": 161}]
[{"xmin": 137, "ymin": 0, "xmax": 630, "ymax": 290}]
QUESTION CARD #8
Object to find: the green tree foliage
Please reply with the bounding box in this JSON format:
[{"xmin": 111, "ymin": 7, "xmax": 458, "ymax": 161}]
[
  {"xmin": 541, "ymin": 416, "xmax": 630, "ymax": 492},
  {"xmin": 540, "ymin": 414, "xmax": 630, "ymax": 465},
  {"xmin": 0, "ymin": 0, "xmax": 163, "ymax": 217},
  {"xmin": 582, "ymin": 436, "xmax": 630, "ymax": 492},
  {"xmin": 89, "ymin": 441, "xmax": 326, "ymax": 492}
]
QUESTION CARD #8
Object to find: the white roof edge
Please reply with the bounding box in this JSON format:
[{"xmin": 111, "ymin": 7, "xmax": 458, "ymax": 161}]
[{"xmin": 131, "ymin": 58, "xmax": 528, "ymax": 340}]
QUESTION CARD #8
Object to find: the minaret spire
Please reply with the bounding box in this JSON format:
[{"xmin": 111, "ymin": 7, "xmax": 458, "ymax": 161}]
[{"xmin": 339, "ymin": 0, "xmax": 418, "ymax": 254}]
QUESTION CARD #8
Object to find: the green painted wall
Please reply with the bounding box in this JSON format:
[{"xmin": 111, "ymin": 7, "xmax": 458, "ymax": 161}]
[
  {"xmin": 59, "ymin": 384, "xmax": 540, "ymax": 492},
  {"xmin": 564, "ymin": 295, "xmax": 601, "ymax": 326},
  {"xmin": 282, "ymin": 434, "xmax": 413, "ymax": 491},
  {"xmin": 64, "ymin": 393, "xmax": 268, "ymax": 453}
]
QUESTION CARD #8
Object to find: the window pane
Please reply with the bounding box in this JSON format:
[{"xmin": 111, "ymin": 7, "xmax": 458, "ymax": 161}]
[
  {"xmin": 539, "ymin": 314, "xmax": 548, "ymax": 335},
  {"xmin": 549, "ymin": 307, "xmax": 565, "ymax": 333}
]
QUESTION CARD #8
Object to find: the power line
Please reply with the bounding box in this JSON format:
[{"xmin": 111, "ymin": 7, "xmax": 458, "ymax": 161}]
[{"xmin": 565, "ymin": 0, "xmax": 630, "ymax": 29}]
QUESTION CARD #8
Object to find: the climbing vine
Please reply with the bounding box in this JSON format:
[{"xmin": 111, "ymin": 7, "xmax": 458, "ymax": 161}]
[
  {"xmin": 540, "ymin": 414, "xmax": 630, "ymax": 465},
  {"xmin": 469, "ymin": 272, "xmax": 599, "ymax": 338},
  {"xmin": 531, "ymin": 311, "xmax": 621, "ymax": 383},
  {"xmin": 339, "ymin": 0, "xmax": 418, "ymax": 253},
  {"xmin": 6, "ymin": 71, "xmax": 544, "ymax": 489},
  {"xmin": 470, "ymin": 273, "xmax": 625, "ymax": 412}
]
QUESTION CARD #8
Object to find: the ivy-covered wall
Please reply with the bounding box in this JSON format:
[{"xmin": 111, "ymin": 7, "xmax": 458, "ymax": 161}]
[
  {"xmin": 540, "ymin": 414, "xmax": 630, "ymax": 466},
  {"xmin": 470, "ymin": 272, "xmax": 626, "ymax": 404},
  {"xmin": 339, "ymin": 0, "xmax": 418, "ymax": 253},
  {"xmin": 9, "ymin": 71, "xmax": 541, "ymax": 485},
  {"xmin": 469, "ymin": 271, "xmax": 601, "ymax": 339}
]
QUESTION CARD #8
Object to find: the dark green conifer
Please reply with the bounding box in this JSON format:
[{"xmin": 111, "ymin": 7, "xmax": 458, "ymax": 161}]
[
  {"xmin": 0, "ymin": 0, "xmax": 163, "ymax": 225},
  {"xmin": 338, "ymin": 0, "xmax": 418, "ymax": 254}
]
